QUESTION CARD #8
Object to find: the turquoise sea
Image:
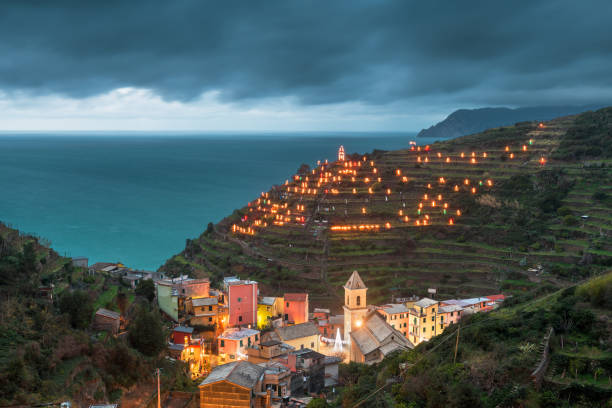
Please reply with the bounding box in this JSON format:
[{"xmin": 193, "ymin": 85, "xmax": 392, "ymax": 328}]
[{"xmin": 0, "ymin": 132, "xmax": 433, "ymax": 270}]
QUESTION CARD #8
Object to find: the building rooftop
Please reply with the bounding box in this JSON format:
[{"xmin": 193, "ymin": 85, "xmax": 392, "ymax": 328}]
[
  {"xmin": 199, "ymin": 360, "xmax": 265, "ymax": 389},
  {"xmin": 291, "ymin": 348, "xmax": 325, "ymax": 360},
  {"xmin": 414, "ymin": 297, "xmax": 438, "ymax": 308},
  {"xmin": 380, "ymin": 303, "xmax": 409, "ymax": 315},
  {"xmin": 329, "ymin": 315, "xmax": 344, "ymax": 325},
  {"xmin": 284, "ymin": 293, "xmax": 308, "ymax": 302},
  {"xmin": 344, "ymin": 270, "xmax": 367, "ymax": 290},
  {"xmin": 350, "ymin": 312, "xmax": 413, "ymax": 356},
  {"xmin": 313, "ymin": 308, "xmax": 330, "ymax": 314},
  {"xmin": 275, "ymin": 322, "xmax": 319, "ymax": 341},
  {"xmin": 259, "ymin": 296, "xmax": 277, "ymax": 306},
  {"xmin": 192, "ymin": 297, "xmax": 218, "ymax": 307},
  {"xmin": 438, "ymin": 304, "xmax": 464, "ymax": 313},
  {"xmin": 219, "ymin": 327, "xmax": 260, "ymax": 340},
  {"xmin": 173, "ymin": 326, "xmax": 194, "ymax": 334},
  {"xmin": 95, "ymin": 308, "xmax": 120, "ymax": 320}
]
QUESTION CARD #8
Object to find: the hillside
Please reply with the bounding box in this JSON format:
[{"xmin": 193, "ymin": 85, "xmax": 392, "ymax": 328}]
[
  {"xmin": 0, "ymin": 223, "xmax": 193, "ymax": 406},
  {"xmin": 417, "ymin": 105, "xmax": 603, "ymax": 140},
  {"xmin": 161, "ymin": 108, "xmax": 612, "ymax": 309},
  {"xmin": 335, "ymin": 271, "xmax": 612, "ymax": 407}
]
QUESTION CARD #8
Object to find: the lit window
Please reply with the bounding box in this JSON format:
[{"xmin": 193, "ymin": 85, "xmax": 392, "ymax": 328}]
[{"xmin": 356, "ymin": 296, "xmax": 361, "ymax": 306}]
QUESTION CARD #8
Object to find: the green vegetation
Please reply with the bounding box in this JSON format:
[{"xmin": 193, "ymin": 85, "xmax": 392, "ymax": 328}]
[
  {"xmin": 0, "ymin": 222, "xmax": 195, "ymax": 406},
  {"xmin": 330, "ymin": 273, "xmax": 612, "ymax": 407}
]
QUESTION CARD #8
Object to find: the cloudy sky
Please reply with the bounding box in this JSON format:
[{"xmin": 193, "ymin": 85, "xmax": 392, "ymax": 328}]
[{"xmin": 1, "ymin": 0, "xmax": 611, "ymax": 131}]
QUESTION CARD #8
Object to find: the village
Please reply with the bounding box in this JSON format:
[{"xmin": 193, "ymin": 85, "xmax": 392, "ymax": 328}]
[
  {"xmin": 81, "ymin": 142, "xmax": 549, "ymax": 407},
  {"xmin": 85, "ymin": 258, "xmax": 504, "ymax": 407}
]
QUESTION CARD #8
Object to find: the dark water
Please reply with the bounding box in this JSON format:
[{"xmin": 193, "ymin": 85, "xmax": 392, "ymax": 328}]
[{"xmin": 0, "ymin": 132, "xmax": 433, "ymax": 269}]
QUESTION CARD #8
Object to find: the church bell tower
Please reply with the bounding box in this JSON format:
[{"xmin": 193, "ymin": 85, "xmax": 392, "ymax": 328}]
[{"xmin": 343, "ymin": 270, "xmax": 368, "ymax": 342}]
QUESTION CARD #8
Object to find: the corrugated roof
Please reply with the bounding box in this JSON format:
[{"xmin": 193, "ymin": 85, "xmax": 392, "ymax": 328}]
[
  {"xmin": 284, "ymin": 293, "xmax": 308, "ymax": 302},
  {"xmin": 381, "ymin": 303, "xmax": 409, "ymax": 315},
  {"xmin": 259, "ymin": 296, "xmax": 277, "ymax": 306},
  {"xmin": 173, "ymin": 326, "xmax": 194, "ymax": 334},
  {"xmin": 199, "ymin": 361, "xmax": 264, "ymax": 389},
  {"xmin": 414, "ymin": 297, "xmax": 438, "ymax": 308},
  {"xmin": 192, "ymin": 297, "xmax": 218, "ymax": 307},
  {"xmin": 275, "ymin": 322, "xmax": 319, "ymax": 341},
  {"xmin": 344, "ymin": 270, "xmax": 367, "ymax": 290},
  {"xmin": 95, "ymin": 308, "xmax": 120, "ymax": 320},
  {"xmin": 219, "ymin": 328, "xmax": 260, "ymax": 340}
]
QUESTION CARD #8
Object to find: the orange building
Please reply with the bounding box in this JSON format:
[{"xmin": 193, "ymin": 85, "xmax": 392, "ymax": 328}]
[
  {"xmin": 283, "ymin": 293, "xmax": 309, "ymax": 325},
  {"xmin": 377, "ymin": 304, "xmax": 410, "ymax": 338},
  {"xmin": 218, "ymin": 327, "xmax": 260, "ymax": 363}
]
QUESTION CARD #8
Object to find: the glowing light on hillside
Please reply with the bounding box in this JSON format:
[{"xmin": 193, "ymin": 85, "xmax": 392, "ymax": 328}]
[
  {"xmin": 362, "ymin": 207, "xmax": 367, "ymax": 214},
  {"xmin": 454, "ymin": 185, "xmax": 459, "ymax": 192},
  {"xmin": 385, "ymin": 222, "xmax": 391, "ymax": 229},
  {"xmin": 449, "ymin": 218, "xmax": 454, "ymax": 225},
  {"xmin": 510, "ymin": 153, "xmax": 514, "ymax": 159},
  {"xmin": 439, "ymin": 177, "xmax": 446, "ymax": 184},
  {"xmin": 461, "ymin": 152, "xmax": 465, "ymax": 158},
  {"xmin": 437, "ymin": 152, "xmax": 442, "ymax": 158},
  {"xmin": 352, "ymin": 188, "xmax": 357, "ymax": 194},
  {"xmin": 464, "ymin": 179, "xmax": 470, "ymax": 185},
  {"xmin": 456, "ymin": 209, "xmax": 462, "ymax": 216},
  {"xmin": 424, "ymin": 157, "xmax": 429, "ymax": 163},
  {"xmin": 483, "ymin": 152, "xmax": 487, "ymax": 158},
  {"xmin": 431, "ymin": 201, "xmax": 436, "ymax": 207},
  {"xmin": 540, "ymin": 157, "xmax": 546, "ymax": 165},
  {"xmin": 437, "ymin": 194, "xmax": 442, "ymax": 200},
  {"xmin": 471, "ymin": 158, "xmax": 477, "ymax": 164},
  {"xmin": 396, "ymin": 169, "xmax": 401, "ymax": 176},
  {"xmin": 423, "ymin": 194, "xmax": 428, "ymax": 200},
  {"xmin": 368, "ymin": 187, "xmax": 373, "ymax": 194},
  {"xmin": 399, "ymin": 209, "xmax": 403, "ymax": 216},
  {"xmin": 522, "ymin": 145, "xmax": 527, "ymax": 151},
  {"xmin": 402, "ymin": 176, "xmax": 408, "ymax": 182},
  {"xmin": 471, "ymin": 187, "xmax": 476, "ymax": 194}
]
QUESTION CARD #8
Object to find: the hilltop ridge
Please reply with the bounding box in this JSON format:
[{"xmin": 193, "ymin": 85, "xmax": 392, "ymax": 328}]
[
  {"xmin": 417, "ymin": 105, "xmax": 604, "ymax": 140},
  {"xmin": 161, "ymin": 108, "xmax": 612, "ymax": 309}
]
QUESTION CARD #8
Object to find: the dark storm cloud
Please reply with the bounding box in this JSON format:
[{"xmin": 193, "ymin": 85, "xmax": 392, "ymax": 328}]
[{"xmin": 1, "ymin": 0, "xmax": 611, "ymax": 106}]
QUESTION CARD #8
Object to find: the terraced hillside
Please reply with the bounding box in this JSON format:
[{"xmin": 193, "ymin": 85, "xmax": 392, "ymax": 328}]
[{"xmin": 161, "ymin": 108, "xmax": 612, "ymax": 308}]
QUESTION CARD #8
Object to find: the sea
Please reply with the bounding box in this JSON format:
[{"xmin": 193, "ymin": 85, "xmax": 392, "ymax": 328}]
[{"xmin": 0, "ymin": 132, "xmax": 437, "ymax": 270}]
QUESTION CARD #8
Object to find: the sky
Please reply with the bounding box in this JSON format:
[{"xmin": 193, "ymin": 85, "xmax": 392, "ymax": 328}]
[{"xmin": 1, "ymin": 0, "xmax": 611, "ymax": 131}]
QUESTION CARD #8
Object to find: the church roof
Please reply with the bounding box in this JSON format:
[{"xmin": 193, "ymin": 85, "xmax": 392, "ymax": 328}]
[{"xmin": 344, "ymin": 271, "xmax": 367, "ymax": 290}]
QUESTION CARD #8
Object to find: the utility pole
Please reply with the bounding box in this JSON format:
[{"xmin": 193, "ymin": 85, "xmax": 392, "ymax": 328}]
[
  {"xmin": 157, "ymin": 368, "xmax": 161, "ymax": 408},
  {"xmin": 453, "ymin": 324, "xmax": 461, "ymax": 364}
]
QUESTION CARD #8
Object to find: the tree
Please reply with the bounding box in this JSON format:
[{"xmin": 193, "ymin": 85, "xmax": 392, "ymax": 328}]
[
  {"xmin": 58, "ymin": 290, "xmax": 94, "ymax": 329},
  {"xmin": 135, "ymin": 279, "xmax": 156, "ymax": 302},
  {"xmin": 128, "ymin": 305, "xmax": 166, "ymax": 356},
  {"xmin": 205, "ymin": 222, "xmax": 214, "ymax": 234},
  {"xmin": 307, "ymin": 399, "xmax": 329, "ymax": 408}
]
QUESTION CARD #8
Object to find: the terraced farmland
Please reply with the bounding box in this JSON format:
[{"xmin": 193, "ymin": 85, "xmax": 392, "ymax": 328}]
[{"xmin": 161, "ymin": 108, "xmax": 612, "ymax": 309}]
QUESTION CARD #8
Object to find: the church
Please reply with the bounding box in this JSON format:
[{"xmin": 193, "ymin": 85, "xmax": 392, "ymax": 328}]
[{"xmin": 342, "ymin": 271, "xmax": 413, "ymax": 364}]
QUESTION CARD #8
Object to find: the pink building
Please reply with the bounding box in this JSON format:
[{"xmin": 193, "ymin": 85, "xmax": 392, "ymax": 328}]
[
  {"xmin": 218, "ymin": 327, "xmax": 260, "ymax": 363},
  {"xmin": 228, "ymin": 280, "xmax": 258, "ymax": 327},
  {"xmin": 437, "ymin": 304, "xmax": 463, "ymax": 331},
  {"xmin": 283, "ymin": 293, "xmax": 309, "ymax": 325}
]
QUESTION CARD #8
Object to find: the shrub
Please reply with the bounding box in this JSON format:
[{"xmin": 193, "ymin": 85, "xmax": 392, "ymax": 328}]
[{"xmin": 562, "ymin": 215, "xmax": 579, "ymax": 226}]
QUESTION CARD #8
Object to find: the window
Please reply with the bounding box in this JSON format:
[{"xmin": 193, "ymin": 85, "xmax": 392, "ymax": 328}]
[
  {"xmin": 248, "ymin": 337, "xmax": 251, "ymax": 346},
  {"xmin": 237, "ymin": 297, "xmax": 242, "ymax": 302},
  {"xmin": 230, "ymin": 354, "xmax": 235, "ymax": 360},
  {"xmin": 240, "ymin": 340, "xmax": 243, "ymax": 347},
  {"xmin": 255, "ymin": 334, "xmax": 259, "ymax": 341},
  {"xmin": 267, "ymin": 306, "xmax": 270, "ymax": 311},
  {"xmin": 356, "ymin": 296, "xmax": 361, "ymax": 306},
  {"xmin": 239, "ymin": 316, "xmax": 243, "ymax": 322},
  {"xmin": 431, "ymin": 325, "xmax": 434, "ymax": 332},
  {"xmin": 208, "ymin": 317, "xmax": 212, "ymax": 322},
  {"xmin": 220, "ymin": 340, "xmax": 225, "ymax": 347},
  {"xmin": 423, "ymin": 327, "xmax": 426, "ymax": 333},
  {"xmin": 422, "ymin": 317, "xmax": 426, "ymax": 323},
  {"xmin": 286, "ymin": 302, "xmax": 289, "ymax": 308},
  {"xmin": 450, "ymin": 312, "xmax": 454, "ymax": 317},
  {"xmin": 300, "ymin": 344, "xmax": 304, "ymax": 349},
  {"xmin": 209, "ymin": 306, "xmax": 213, "ymax": 311},
  {"xmin": 284, "ymin": 314, "xmax": 288, "ymax": 320},
  {"xmin": 431, "ymin": 316, "xmax": 435, "ymax": 322},
  {"xmin": 346, "ymin": 296, "xmax": 349, "ymax": 305},
  {"xmin": 311, "ymin": 342, "xmax": 314, "ymax": 348},
  {"xmin": 413, "ymin": 318, "xmax": 416, "ymax": 325},
  {"xmin": 391, "ymin": 324, "xmax": 395, "ymax": 329}
]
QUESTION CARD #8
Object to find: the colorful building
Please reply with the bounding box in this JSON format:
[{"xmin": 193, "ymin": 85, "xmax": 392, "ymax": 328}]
[
  {"xmin": 257, "ymin": 296, "xmax": 283, "ymax": 329},
  {"xmin": 218, "ymin": 327, "xmax": 260, "ymax": 363},
  {"xmin": 437, "ymin": 304, "xmax": 463, "ymax": 331},
  {"xmin": 377, "ymin": 304, "xmax": 410, "ymax": 338},
  {"xmin": 283, "ymin": 293, "xmax": 309, "ymax": 325},
  {"xmin": 227, "ymin": 280, "xmax": 258, "ymax": 328},
  {"xmin": 188, "ymin": 297, "xmax": 222, "ymax": 327},
  {"xmin": 172, "ymin": 326, "xmax": 194, "ymax": 345},
  {"xmin": 156, "ymin": 281, "xmax": 179, "ymax": 321},
  {"xmin": 199, "ymin": 361, "xmax": 269, "ymax": 408},
  {"xmin": 408, "ymin": 297, "xmax": 440, "ymax": 345},
  {"xmin": 266, "ymin": 322, "xmax": 321, "ymax": 352}
]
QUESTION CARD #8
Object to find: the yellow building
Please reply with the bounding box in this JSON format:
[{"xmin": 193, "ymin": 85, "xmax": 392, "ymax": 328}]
[
  {"xmin": 264, "ymin": 322, "xmax": 321, "ymax": 352},
  {"xmin": 257, "ymin": 296, "xmax": 283, "ymax": 329},
  {"xmin": 408, "ymin": 297, "xmax": 441, "ymax": 345}
]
